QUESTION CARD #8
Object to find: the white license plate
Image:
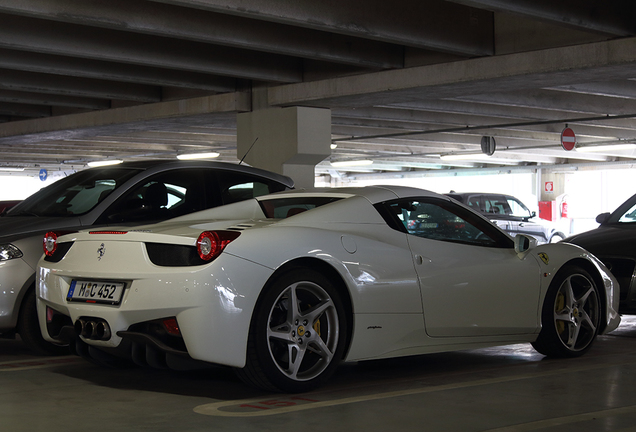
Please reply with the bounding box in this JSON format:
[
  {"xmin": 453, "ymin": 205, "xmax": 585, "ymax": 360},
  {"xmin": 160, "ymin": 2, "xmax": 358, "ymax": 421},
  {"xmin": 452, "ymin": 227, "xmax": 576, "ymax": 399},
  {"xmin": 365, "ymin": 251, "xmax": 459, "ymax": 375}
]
[{"xmin": 67, "ymin": 280, "xmax": 126, "ymax": 305}]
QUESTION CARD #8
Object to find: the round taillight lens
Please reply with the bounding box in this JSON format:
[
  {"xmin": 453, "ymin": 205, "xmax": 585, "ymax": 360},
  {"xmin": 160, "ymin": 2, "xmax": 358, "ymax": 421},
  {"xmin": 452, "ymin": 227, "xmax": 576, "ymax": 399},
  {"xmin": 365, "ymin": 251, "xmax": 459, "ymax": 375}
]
[
  {"xmin": 43, "ymin": 231, "xmax": 58, "ymax": 256},
  {"xmin": 197, "ymin": 231, "xmax": 221, "ymax": 261},
  {"xmin": 196, "ymin": 231, "xmax": 240, "ymax": 262}
]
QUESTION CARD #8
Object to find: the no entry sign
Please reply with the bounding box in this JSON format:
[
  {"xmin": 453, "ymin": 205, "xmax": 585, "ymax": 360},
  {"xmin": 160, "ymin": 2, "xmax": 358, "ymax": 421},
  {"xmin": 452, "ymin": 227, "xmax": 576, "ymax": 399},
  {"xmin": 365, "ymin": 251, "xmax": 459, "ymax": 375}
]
[{"xmin": 561, "ymin": 127, "xmax": 576, "ymax": 151}]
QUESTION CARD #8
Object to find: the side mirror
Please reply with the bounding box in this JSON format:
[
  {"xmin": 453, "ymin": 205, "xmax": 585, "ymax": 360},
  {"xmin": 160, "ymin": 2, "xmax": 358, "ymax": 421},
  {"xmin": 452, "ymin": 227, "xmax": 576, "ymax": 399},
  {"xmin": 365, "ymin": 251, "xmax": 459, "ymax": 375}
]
[
  {"xmin": 531, "ymin": 211, "xmax": 536, "ymax": 218},
  {"xmin": 595, "ymin": 212, "xmax": 610, "ymax": 224},
  {"xmin": 514, "ymin": 234, "xmax": 537, "ymax": 255}
]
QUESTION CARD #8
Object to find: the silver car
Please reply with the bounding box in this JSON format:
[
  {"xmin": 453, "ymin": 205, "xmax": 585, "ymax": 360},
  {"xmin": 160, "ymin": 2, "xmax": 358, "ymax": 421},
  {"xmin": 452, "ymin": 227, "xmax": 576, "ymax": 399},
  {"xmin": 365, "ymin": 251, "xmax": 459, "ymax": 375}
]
[
  {"xmin": 446, "ymin": 192, "xmax": 566, "ymax": 244},
  {"xmin": 0, "ymin": 160, "xmax": 293, "ymax": 354}
]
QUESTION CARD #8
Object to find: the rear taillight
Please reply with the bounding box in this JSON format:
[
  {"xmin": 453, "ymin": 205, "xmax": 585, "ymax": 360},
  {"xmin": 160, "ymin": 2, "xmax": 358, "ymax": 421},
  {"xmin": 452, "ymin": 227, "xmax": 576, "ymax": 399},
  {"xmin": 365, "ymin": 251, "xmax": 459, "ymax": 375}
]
[
  {"xmin": 43, "ymin": 231, "xmax": 58, "ymax": 256},
  {"xmin": 196, "ymin": 231, "xmax": 240, "ymax": 261}
]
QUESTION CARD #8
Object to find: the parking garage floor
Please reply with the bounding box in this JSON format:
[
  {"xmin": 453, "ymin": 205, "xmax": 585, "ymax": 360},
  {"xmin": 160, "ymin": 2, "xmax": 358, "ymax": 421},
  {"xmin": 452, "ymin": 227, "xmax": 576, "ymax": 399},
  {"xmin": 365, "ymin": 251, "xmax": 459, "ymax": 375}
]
[{"xmin": 2, "ymin": 316, "xmax": 636, "ymax": 432}]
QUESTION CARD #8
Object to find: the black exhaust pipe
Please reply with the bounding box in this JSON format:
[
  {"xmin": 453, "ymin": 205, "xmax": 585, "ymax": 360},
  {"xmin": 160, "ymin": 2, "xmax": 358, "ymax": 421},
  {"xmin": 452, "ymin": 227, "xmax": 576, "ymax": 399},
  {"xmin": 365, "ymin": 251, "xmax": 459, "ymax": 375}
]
[
  {"xmin": 75, "ymin": 318, "xmax": 111, "ymax": 341},
  {"xmin": 94, "ymin": 321, "xmax": 111, "ymax": 340}
]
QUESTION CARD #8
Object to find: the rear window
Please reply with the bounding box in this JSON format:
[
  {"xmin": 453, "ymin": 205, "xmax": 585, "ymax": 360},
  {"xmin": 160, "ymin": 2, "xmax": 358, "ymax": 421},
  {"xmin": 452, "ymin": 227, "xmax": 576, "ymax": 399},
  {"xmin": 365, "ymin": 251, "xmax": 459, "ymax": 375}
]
[{"xmin": 259, "ymin": 197, "xmax": 342, "ymax": 219}]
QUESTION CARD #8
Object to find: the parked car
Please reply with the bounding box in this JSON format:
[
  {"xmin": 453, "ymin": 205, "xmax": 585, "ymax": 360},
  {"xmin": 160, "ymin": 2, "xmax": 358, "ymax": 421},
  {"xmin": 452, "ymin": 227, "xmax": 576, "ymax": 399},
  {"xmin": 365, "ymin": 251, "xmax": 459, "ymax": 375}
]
[
  {"xmin": 37, "ymin": 186, "xmax": 620, "ymax": 392},
  {"xmin": 565, "ymin": 192, "xmax": 636, "ymax": 313},
  {"xmin": 0, "ymin": 160, "xmax": 293, "ymax": 354},
  {"xmin": 446, "ymin": 192, "xmax": 566, "ymax": 244}
]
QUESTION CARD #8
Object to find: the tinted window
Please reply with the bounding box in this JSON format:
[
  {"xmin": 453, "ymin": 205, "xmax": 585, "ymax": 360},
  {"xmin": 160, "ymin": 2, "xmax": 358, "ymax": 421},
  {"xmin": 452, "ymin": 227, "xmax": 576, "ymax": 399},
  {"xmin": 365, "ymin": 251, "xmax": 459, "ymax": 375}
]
[
  {"xmin": 377, "ymin": 198, "xmax": 512, "ymax": 248},
  {"xmin": 8, "ymin": 168, "xmax": 141, "ymax": 217},
  {"xmin": 97, "ymin": 169, "xmax": 207, "ymax": 224},
  {"xmin": 484, "ymin": 195, "xmax": 511, "ymax": 215}
]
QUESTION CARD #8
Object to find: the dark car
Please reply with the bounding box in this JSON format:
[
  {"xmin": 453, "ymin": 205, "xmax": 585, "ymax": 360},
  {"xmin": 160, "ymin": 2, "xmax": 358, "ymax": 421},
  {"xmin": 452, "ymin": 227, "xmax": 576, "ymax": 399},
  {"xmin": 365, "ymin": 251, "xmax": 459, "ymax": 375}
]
[
  {"xmin": 0, "ymin": 200, "xmax": 21, "ymax": 214},
  {"xmin": 446, "ymin": 192, "xmax": 566, "ymax": 244},
  {"xmin": 0, "ymin": 160, "xmax": 293, "ymax": 354},
  {"xmin": 565, "ymin": 192, "xmax": 636, "ymax": 313}
]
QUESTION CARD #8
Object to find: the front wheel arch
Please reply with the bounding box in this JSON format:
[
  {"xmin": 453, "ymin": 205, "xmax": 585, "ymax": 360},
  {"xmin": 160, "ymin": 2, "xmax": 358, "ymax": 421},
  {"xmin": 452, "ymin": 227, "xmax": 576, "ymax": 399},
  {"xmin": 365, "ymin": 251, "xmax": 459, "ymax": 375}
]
[
  {"xmin": 562, "ymin": 258, "xmax": 609, "ymax": 333},
  {"xmin": 532, "ymin": 263, "xmax": 602, "ymax": 357}
]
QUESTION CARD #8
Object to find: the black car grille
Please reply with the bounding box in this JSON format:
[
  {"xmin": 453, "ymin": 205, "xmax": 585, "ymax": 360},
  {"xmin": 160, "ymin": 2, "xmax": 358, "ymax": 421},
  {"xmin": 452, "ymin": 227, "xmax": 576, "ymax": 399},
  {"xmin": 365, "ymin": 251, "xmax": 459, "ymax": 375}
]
[{"xmin": 144, "ymin": 243, "xmax": 208, "ymax": 267}]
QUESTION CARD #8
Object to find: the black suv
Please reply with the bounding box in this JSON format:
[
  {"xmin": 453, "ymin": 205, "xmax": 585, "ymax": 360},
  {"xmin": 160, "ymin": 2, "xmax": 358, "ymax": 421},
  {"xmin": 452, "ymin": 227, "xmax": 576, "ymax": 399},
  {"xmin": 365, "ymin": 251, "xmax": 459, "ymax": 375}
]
[{"xmin": 446, "ymin": 192, "xmax": 566, "ymax": 244}]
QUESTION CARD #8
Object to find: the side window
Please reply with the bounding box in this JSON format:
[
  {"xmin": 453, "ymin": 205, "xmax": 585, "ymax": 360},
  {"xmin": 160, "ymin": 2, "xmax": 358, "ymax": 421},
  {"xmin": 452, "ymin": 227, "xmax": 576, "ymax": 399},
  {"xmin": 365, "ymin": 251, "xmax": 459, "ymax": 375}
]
[
  {"xmin": 97, "ymin": 169, "xmax": 206, "ymax": 224},
  {"xmin": 466, "ymin": 195, "xmax": 485, "ymax": 212},
  {"xmin": 480, "ymin": 195, "xmax": 508, "ymax": 215},
  {"xmin": 379, "ymin": 198, "xmax": 513, "ymax": 248}
]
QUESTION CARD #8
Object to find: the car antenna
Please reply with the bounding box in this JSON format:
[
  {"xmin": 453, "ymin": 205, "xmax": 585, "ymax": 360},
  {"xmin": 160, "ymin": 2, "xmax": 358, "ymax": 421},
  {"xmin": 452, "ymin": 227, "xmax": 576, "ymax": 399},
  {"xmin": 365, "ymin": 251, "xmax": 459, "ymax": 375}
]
[{"xmin": 238, "ymin": 137, "xmax": 258, "ymax": 165}]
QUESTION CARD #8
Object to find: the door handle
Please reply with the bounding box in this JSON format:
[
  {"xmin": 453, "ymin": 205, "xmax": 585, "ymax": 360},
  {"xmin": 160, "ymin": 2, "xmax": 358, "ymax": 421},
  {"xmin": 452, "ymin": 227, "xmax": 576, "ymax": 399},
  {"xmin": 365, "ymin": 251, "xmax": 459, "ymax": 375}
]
[{"xmin": 414, "ymin": 255, "xmax": 432, "ymax": 265}]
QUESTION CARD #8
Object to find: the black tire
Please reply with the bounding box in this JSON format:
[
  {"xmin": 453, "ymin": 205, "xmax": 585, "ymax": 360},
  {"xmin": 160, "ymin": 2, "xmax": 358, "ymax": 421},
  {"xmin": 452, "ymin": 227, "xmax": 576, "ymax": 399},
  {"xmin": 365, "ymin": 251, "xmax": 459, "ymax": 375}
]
[
  {"xmin": 532, "ymin": 265, "xmax": 601, "ymax": 357},
  {"xmin": 17, "ymin": 287, "xmax": 69, "ymax": 356},
  {"xmin": 236, "ymin": 268, "xmax": 348, "ymax": 393},
  {"xmin": 549, "ymin": 233, "xmax": 565, "ymax": 243}
]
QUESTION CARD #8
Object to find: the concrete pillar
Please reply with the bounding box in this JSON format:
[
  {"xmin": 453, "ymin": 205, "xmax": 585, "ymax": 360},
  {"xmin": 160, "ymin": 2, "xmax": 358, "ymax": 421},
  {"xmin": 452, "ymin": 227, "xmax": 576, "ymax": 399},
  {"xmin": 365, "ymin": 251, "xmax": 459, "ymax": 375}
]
[{"xmin": 237, "ymin": 106, "xmax": 331, "ymax": 188}]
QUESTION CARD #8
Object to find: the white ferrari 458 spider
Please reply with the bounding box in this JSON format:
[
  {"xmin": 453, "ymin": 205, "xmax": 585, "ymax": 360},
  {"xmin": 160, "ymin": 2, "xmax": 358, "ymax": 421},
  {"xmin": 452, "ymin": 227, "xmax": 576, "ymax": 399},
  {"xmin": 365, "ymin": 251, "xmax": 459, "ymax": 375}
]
[{"xmin": 37, "ymin": 186, "xmax": 620, "ymax": 392}]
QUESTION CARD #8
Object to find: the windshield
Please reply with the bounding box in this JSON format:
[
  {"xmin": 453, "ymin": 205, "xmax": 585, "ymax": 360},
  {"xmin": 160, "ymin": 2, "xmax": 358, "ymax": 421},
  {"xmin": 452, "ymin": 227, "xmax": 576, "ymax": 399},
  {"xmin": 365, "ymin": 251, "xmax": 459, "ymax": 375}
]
[
  {"xmin": 465, "ymin": 194, "xmax": 533, "ymax": 219},
  {"xmin": 606, "ymin": 193, "xmax": 636, "ymax": 224},
  {"xmin": 7, "ymin": 168, "xmax": 142, "ymax": 217},
  {"xmin": 506, "ymin": 197, "xmax": 533, "ymax": 218},
  {"xmin": 617, "ymin": 202, "xmax": 636, "ymax": 223}
]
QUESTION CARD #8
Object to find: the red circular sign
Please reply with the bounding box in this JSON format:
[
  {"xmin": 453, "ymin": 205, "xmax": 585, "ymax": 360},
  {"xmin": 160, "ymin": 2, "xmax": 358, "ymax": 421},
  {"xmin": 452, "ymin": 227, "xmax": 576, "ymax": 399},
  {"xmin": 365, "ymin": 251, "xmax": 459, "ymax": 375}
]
[{"xmin": 561, "ymin": 127, "xmax": 576, "ymax": 151}]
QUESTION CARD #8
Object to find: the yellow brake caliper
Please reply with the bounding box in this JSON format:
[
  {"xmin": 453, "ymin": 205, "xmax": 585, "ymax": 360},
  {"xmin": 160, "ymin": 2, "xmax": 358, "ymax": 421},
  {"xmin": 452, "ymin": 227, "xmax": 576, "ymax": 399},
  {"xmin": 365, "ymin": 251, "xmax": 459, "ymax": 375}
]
[{"xmin": 313, "ymin": 320, "xmax": 321, "ymax": 336}]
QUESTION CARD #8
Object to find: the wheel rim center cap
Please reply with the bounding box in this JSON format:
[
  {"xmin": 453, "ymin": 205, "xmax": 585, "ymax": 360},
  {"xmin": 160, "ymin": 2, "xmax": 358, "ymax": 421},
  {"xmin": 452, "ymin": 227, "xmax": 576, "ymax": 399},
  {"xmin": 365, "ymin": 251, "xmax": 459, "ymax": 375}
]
[{"xmin": 297, "ymin": 325, "xmax": 306, "ymax": 337}]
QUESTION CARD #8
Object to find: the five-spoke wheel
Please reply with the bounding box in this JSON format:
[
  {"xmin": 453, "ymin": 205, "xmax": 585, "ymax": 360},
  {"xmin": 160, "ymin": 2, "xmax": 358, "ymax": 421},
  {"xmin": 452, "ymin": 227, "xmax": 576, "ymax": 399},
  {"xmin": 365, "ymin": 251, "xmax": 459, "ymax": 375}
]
[
  {"xmin": 532, "ymin": 265, "xmax": 601, "ymax": 357},
  {"xmin": 237, "ymin": 268, "xmax": 347, "ymax": 392}
]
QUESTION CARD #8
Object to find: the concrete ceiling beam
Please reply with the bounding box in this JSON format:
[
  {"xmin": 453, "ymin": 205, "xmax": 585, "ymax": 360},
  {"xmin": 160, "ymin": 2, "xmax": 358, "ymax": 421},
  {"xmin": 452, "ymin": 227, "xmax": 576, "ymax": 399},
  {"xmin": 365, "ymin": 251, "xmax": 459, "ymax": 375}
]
[
  {"xmin": 548, "ymin": 80, "xmax": 636, "ymax": 99},
  {"xmin": 0, "ymin": 0, "xmax": 402, "ymax": 69},
  {"xmin": 0, "ymin": 68, "xmax": 160, "ymax": 102},
  {"xmin": 453, "ymin": 89, "xmax": 636, "ymax": 116},
  {"xmin": 268, "ymin": 37, "xmax": 636, "ymax": 107},
  {"xmin": 0, "ymin": 90, "xmax": 109, "ymax": 110},
  {"xmin": 0, "ymin": 102, "xmax": 50, "ymax": 118},
  {"xmin": 0, "ymin": 49, "xmax": 237, "ymax": 93},
  {"xmin": 0, "ymin": 92, "xmax": 249, "ymax": 141},
  {"xmin": 445, "ymin": 0, "xmax": 636, "ymax": 36},
  {"xmin": 0, "ymin": 14, "xmax": 302, "ymax": 83},
  {"xmin": 150, "ymin": 0, "xmax": 494, "ymax": 56}
]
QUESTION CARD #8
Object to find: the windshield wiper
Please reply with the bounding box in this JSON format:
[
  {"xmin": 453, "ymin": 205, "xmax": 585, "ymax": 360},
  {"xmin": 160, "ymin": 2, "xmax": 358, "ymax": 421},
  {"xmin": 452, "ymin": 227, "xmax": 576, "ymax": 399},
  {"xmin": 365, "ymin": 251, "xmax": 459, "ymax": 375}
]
[{"xmin": 6, "ymin": 211, "xmax": 40, "ymax": 217}]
